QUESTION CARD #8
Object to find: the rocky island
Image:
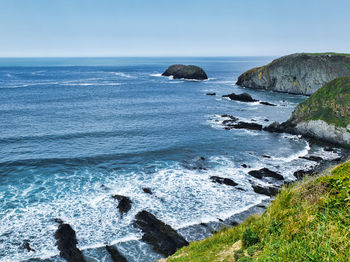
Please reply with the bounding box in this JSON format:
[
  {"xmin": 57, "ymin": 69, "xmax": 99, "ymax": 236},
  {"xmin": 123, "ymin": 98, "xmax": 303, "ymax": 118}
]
[
  {"xmin": 162, "ymin": 64, "xmax": 208, "ymax": 80},
  {"xmin": 236, "ymin": 53, "xmax": 350, "ymax": 95}
]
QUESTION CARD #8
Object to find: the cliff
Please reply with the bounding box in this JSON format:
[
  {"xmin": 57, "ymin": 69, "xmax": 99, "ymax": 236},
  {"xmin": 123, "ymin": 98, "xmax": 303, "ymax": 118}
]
[
  {"xmin": 164, "ymin": 161, "xmax": 350, "ymax": 261},
  {"xmin": 286, "ymin": 77, "xmax": 350, "ymax": 146},
  {"xmin": 236, "ymin": 53, "xmax": 350, "ymax": 95}
]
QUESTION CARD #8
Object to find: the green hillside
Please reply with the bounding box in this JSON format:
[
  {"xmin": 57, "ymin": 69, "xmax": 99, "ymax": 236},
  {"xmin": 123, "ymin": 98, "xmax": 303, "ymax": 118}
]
[{"xmin": 165, "ymin": 161, "xmax": 350, "ymax": 262}]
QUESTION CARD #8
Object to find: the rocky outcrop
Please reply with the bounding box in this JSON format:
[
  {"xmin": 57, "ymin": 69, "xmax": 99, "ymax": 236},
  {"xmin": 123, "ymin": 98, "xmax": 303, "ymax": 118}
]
[
  {"xmin": 54, "ymin": 223, "xmax": 85, "ymax": 262},
  {"xmin": 162, "ymin": 64, "xmax": 208, "ymax": 80},
  {"xmin": 236, "ymin": 53, "xmax": 350, "ymax": 95},
  {"xmin": 133, "ymin": 210, "xmax": 189, "ymax": 256},
  {"xmin": 210, "ymin": 176, "xmax": 238, "ymax": 187},
  {"xmin": 112, "ymin": 195, "xmax": 132, "ymax": 215},
  {"xmin": 106, "ymin": 245, "xmax": 128, "ymax": 262},
  {"xmin": 248, "ymin": 168, "xmax": 284, "ymax": 181},
  {"xmin": 222, "ymin": 92, "xmax": 277, "ymax": 106},
  {"xmin": 263, "ymin": 77, "xmax": 350, "ymax": 147}
]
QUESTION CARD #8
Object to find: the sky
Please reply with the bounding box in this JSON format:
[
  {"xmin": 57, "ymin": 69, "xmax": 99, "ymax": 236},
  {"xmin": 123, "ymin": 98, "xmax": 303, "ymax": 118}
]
[{"xmin": 0, "ymin": 0, "xmax": 349, "ymax": 57}]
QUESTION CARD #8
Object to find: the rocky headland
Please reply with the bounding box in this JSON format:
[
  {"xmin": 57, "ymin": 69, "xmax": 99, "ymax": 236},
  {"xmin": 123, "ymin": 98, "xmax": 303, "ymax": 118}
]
[
  {"xmin": 162, "ymin": 64, "xmax": 208, "ymax": 80},
  {"xmin": 236, "ymin": 53, "xmax": 350, "ymax": 95},
  {"xmin": 265, "ymin": 77, "xmax": 350, "ymax": 147}
]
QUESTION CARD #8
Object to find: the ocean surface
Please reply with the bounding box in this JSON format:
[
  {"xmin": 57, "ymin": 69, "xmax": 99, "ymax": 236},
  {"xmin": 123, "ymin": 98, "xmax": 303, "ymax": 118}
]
[{"xmin": 0, "ymin": 57, "xmax": 341, "ymax": 262}]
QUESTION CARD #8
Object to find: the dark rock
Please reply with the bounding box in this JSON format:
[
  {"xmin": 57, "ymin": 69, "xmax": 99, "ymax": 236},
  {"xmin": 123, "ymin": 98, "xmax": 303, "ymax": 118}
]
[
  {"xmin": 133, "ymin": 210, "xmax": 189, "ymax": 256},
  {"xmin": 210, "ymin": 176, "xmax": 238, "ymax": 187},
  {"xmin": 252, "ymin": 184, "xmax": 280, "ymax": 197},
  {"xmin": 293, "ymin": 169, "xmax": 315, "ymax": 179},
  {"xmin": 260, "ymin": 101, "xmax": 277, "ymax": 106},
  {"xmin": 241, "ymin": 164, "xmax": 248, "ymax": 168},
  {"xmin": 233, "ymin": 122, "xmax": 263, "ymax": 131},
  {"xmin": 263, "ymin": 121, "xmax": 283, "ymax": 132},
  {"xmin": 230, "ymin": 221, "xmax": 239, "ymax": 227},
  {"xmin": 23, "ymin": 240, "xmax": 35, "ymax": 252},
  {"xmin": 262, "ymin": 155, "xmax": 271, "ymax": 158},
  {"xmin": 299, "ymin": 155, "xmax": 323, "ymax": 162},
  {"xmin": 54, "ymin": 223, "xmax": 85, "ymax": 262},
  {"xmin": 142, "ymin": 188, "xmax": 152, "ymax": 195},
  {"xmin": 162, "ymin": 64, "xmax": 208, "ymax": 80},
  {"xmin": 222, "ymin": 119, "xmax": 238, "ymax": 125},
  {"xmin": 248, "ymin": 168, "xmax": 284, "ymax": 180},
  {"xmin": 221, "ymin": 114, "xmax": 236, "ymax": 119},
  {"xmin": 106, "ymin": 245, "xmax": 128, "ymax": 262},
  {"xmin": 324, "ymin": 147, "xmax": 335, "ymax": 152},
  {"xmin": 206, "ymin": 93, "xmax": 216, "ymax": 96},
  {"xmin": 264, "ymin": 119, "xmax": 269, "ymax": 122},
  {"xmin": 112, "ymin": 195, "xmax": 132, "ymax": 214},
  {"xmin": 222, "ymin": 92, "xmax": 258, "ymax": 102}
]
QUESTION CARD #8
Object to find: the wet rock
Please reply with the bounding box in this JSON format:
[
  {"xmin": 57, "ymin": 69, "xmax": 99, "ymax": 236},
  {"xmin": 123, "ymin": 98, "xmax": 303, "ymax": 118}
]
[
  {"xmin": 142, "ymin": 188, "xmax": 153, "ymax": 195},
  {"xmin": 293, "ymin": 169, "xmax": 315, "ymax": 180},
  {"xmin": 262, "ymin": 155, "xmax": 271, "ymax": 158},
  {"xmin": 232, "ymin": 122, "xmax": 263, "ymax": 131},
  {"xmin": 248, "ymin": 168, "xmax": 284, "ymax": 180},
  {"xmin": 133, "ymin": 210, "xmax": 189, "ymax": 256},
  {"xmin": 106, "ymin": 245, "xmax": 128, "ymax": 262},
  {"xmin": 112, "ymin": 195, "xmax": 132, "ymax": 214},
  {"xmin": 264, "ymin": 119, "xmax": 269, "ymax": 122},
  {"xmin": 210, "ymin": 176, "xmax": 238, "ymax": 187},
  {"xmin": 221, "ymin": 114, "xmax": 236, "ymax": 119},
  {"xmin": 206, "ymin": 93, "xmax": 216, "ymax": 96},
  {"xmin": 162, "ymin": 64, "xmax": 208, "ymax": 80},
  {"xmin": 324, "ymin": 147, "xmax": 335, "ymax": 152},
  {"xmin": 260, "ymin": 101, "xmax": 277, "ymax": 106},
  {"xmin": 23, "ymin": 240, "xmax": 35, "ymax": 252},
  {"xmin": 241, "ymin": 164, "xmax": 249, "ymax": 168},
  {"xmin": 222, "ymin": 119, "xmax": 238, "ymax": 125},
  {"xmin": 222, "ymin": 92, "xmax": 258, "ymax": 102},
  {"xmin": 252, "ymin": 184, "xmax": 280, "ymax": 197},
  {"xmin": 54, "ymin": 218, "xmax": 64, "ymax": 224},
  {"xmin": 54, "ymin": 223, "xmax": 85, "ymax": 262},
  {"xmin": 263, "ymin": 121, "xmax": 284, "ymax": 132},
  {"xmin": 299, "ymin": 155, "xmax": 323, "ymax": 162}
]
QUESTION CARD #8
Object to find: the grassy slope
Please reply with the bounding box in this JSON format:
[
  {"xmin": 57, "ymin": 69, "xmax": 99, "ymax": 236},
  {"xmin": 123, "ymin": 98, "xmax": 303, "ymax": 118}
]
[
  {"xmin": 290, "ymin": 77, "xmax": 350, "ymax": 128},
  {"xmin": 166, "ymin": 161, "xmax": 350, "ymax": 262}
]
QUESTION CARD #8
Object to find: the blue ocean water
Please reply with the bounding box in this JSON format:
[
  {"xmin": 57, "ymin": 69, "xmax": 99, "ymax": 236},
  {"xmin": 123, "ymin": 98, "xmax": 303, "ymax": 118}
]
[{"xmin": 0, "ymin": 57, "xmax": 339, "ymax": 261}]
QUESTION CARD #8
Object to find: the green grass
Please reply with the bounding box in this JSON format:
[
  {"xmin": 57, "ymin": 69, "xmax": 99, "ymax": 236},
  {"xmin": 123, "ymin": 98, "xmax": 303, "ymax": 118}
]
[
  {"xmin": 165, "ymin": 161, "xmax": 350, "ymax": 262},
  {"xmin": 291, "ymin": 77, "xmax": 350, "ymax": 128}
]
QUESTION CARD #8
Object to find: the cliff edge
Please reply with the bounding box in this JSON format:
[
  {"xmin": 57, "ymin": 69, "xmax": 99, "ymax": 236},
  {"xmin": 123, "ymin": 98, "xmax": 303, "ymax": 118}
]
[{"xmin": 236, "ymin": 53, "xmax": 350, "ymax": 95}]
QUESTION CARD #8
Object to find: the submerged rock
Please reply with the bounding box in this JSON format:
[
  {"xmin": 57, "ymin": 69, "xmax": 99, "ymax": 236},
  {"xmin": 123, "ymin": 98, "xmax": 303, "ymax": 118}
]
[
  {"xmin": 112, "ymin": 195, "xmax": 132, "ymax": 214},
  {"xmin": 142, "ymin": 188, "xmax": 153, "ymax": 195},
  {"xmin": 299, "ymin": 155, "xmax": 323, "ymax": 162},
  {"xmin": 236, "ymin": 53, "xmax": 350, "ymax": 95},
  {"xmin": 248, "ymin": 168, "xmax": 284, "ymax": 180},
  {"xmin": 54, "ymin": 223, "xmax": 85, "ymax": 262},
  {"xmin": 22, "ymin": 240, "xmax": 35, "ymax": 252},
  {"xmin": 222, "ymin": 92, "xmax": 258, "ymax": 102},
  {"xmin": 162, "ymin": 64, "xmax": 208, "ymax": 80},
  {"xmin": 260, "ymin": 101, "xmax": 277, "ymax": 106},
  {"xmin": 133, "ymin": 210, "xmax": 189, "ymax": 256},
  {"xmin": 206, "ymin": 92, "xmax": 216, "ymax": 96},
  {"xmin": 210, "ymin": 176, "xmax": 238, "ymax": 187},
  {"xmin": 106, "ymin": 245, "xmax": 128, "ymax": 262}
]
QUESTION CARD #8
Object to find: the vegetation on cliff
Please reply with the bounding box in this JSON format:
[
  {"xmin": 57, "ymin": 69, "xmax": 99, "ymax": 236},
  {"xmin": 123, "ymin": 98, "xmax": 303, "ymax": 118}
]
[
  {"xmin": 165, "ymin": 161, "xmax": 350, "ymax": 262},
  {"xmin": 289, "ymin": 77, "xmax": 350, "ymax": 128}
]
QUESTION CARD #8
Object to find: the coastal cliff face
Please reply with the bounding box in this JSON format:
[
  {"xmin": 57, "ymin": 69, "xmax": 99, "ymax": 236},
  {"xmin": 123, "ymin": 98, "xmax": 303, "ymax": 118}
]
[
  {"xmin": 236, "ymin": 53, "xmax": 350, "ymax": 95},
  {"xmin": 287, "ymin": 77, "xmax": 350, "ymax": 146}
]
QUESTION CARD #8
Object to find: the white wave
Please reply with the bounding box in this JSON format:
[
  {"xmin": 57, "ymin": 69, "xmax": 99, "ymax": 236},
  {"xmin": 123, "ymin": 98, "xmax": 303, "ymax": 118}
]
[
  {"xmin": 113, "ymin": 72, "xmax": 133, "ymax": 78},
  {"xmin": 271, "ymin": 141, "xmax": 310, "ymax": 162},
  {"xmin": 149, "ymin": 73, "xmax": 162, "ymax": 77}
]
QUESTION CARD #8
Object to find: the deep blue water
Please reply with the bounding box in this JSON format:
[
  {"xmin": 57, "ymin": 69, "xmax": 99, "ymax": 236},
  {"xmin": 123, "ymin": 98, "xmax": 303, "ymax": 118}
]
[{"xmin": 0, "ymin": 57, "xmax": 339, "ymax": 262}]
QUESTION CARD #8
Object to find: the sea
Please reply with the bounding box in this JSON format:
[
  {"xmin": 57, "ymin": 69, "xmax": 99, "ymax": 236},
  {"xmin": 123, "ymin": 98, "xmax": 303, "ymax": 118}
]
[{"xmin": 0, "ymin": 57, "xmax": 342, "ymax": 262}]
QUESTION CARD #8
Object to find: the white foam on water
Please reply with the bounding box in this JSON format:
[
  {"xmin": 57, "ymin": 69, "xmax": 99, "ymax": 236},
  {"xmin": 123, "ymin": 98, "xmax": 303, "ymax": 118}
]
[
  {"xmin": 149, "ymin": 73, "xmax": 162, "ymax": 77},
  {"xmin": 113, "ymin": 72, "xmax": 133, "ymax": 78}
]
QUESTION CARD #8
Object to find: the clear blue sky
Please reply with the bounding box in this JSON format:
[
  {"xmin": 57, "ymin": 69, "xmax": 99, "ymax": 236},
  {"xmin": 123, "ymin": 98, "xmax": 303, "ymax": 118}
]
[{"xmin": 0, "ymin": 0, "xmax": 349, "ymax": 57}]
